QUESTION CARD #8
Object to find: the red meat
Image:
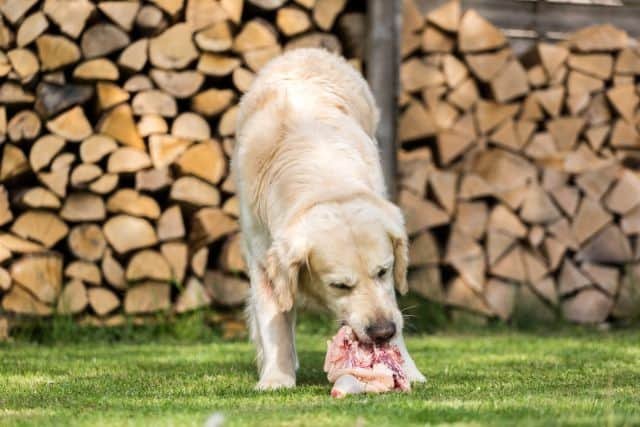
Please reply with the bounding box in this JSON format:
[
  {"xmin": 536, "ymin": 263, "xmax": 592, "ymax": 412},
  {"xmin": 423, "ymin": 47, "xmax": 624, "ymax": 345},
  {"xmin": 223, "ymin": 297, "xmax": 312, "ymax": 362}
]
[{"xmin": 323, "ymin": 326, "xmax": 410, "ymax": 398}]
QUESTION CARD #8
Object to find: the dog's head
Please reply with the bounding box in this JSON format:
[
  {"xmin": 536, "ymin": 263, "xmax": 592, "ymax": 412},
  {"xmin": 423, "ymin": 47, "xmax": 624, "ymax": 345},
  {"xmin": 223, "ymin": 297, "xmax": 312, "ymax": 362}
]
[{"xmin": 265, "ymin": 196, "xmax": 408, "ymax": 344}]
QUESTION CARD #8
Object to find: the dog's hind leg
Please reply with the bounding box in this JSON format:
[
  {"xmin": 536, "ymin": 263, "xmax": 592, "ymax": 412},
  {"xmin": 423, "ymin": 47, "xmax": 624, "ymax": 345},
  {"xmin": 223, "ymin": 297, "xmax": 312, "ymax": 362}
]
[{"xmin": 248, "ymin": 262, "xmax": 297, "ymax": 390}]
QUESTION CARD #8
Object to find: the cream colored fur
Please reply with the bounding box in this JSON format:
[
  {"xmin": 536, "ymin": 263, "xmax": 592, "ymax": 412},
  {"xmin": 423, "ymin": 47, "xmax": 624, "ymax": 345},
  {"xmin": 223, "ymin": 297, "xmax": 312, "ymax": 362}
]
[{"xmin": 233, "ymin": 48, "xmax": 425, "ymax": 390}]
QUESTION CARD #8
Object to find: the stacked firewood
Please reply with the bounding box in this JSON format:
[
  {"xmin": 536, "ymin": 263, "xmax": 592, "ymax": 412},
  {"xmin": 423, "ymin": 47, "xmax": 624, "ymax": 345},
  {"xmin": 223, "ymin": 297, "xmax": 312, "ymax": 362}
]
[
  {"xmin": 399, "ymin": 0, "xmax": 640, "ymax": 324},
  {"xmin": 0, "ymin": 0, "xmax": 365, "ymax": 324}
]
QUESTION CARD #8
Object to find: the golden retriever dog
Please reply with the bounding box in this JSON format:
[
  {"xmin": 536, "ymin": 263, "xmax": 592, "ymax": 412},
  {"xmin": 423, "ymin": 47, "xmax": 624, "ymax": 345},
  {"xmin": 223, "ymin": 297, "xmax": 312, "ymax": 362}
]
[{"xmin": 233, "ymin": 48, "xmax": 425, "ymax": 390}]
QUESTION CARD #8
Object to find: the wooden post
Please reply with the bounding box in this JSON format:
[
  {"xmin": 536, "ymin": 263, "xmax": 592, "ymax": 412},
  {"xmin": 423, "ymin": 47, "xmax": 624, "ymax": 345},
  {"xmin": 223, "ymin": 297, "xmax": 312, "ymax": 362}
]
[{"xmin": 367, "ymin": 0, "xmax": 401, "ymax": 201}]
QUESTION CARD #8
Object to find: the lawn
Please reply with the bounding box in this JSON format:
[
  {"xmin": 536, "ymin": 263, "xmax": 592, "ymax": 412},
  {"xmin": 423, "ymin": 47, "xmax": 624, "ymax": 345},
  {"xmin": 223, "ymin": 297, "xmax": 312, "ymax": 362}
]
[{"xmin": 1, "ymin": 316, "xmax": 639, "ymax": 427}]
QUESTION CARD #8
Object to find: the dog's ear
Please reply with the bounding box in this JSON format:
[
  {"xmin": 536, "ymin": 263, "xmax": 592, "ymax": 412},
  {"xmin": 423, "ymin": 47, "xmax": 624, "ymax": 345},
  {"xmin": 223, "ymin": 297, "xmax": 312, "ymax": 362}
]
[
  {"xmin": 265, "ymin": 232, "xmax": 307, "ymax": 312},
  {"xmin": 380, "ymin": 201, "xmax": 409, "ymax": 295}
]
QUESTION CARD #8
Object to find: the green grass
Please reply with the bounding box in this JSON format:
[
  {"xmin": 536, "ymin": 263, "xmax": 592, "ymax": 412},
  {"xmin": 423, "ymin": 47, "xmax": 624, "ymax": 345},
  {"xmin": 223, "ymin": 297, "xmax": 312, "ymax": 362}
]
[{"xmin": 1, "ymin": 314, "xmax": 639, "ymax": 427}]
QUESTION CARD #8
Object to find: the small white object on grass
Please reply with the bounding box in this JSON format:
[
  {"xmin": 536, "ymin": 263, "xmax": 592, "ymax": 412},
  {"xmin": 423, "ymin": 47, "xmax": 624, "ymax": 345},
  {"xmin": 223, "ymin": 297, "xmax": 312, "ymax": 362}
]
[{"xmin": 204, "ymin": 412, "xmax": 225, "ymax": 427}]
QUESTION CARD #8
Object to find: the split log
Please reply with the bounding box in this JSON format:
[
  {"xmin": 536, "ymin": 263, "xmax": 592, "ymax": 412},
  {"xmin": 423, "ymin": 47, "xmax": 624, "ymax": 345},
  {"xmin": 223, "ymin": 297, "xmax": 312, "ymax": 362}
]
[
  {"xmin": 65, "ymin": 260, "xmax": 101, "ymax": 285},
  {"xmin": 445, "ymin": 229, "xmax": 485, "ymax": 291},
  {"xmin": 232, "ymin": 67, "xmax": 255, "ymax": 92},
  {"xmin": 36, "ymin": 35, "xmax": 81, "ymax": 71},
  {"xmin": 97, "ymin": 82, "xmax": 130, "ymax": 110},
  {"xmin": 81, "ymin": 24, "xmax": 129, "ymax": 58},
  {"xmin": 79, "ymin": 135, "xmax": 117, "ymax": 164},
  {"xmin": 203, "ymin": 270, "xmax": 249, "ymax": 306},
  {"xmin": 107, "ymin": 147, "xmax": 152, "ymax": 173},
  {"xmin": 277, "ymin": 7, "xmax": 311, "ymax": 36},
  {"xmin": 191, "ymin": 89, "xmax": 235, "ymax": 117},
  {"xmin": 427, "ymin": 0, "xmax": 460, "ymax": 32},
  {"xmin": 138, "ymin": 115, "xmax": 168, "ymax": 137},
  {"xmin": 233, "ymin": 19, "xmax": 277, "ymax": 53},
  {"xmin": 151, "ymin": 70, "xmax": 204, "ymax": 99},
  {"xmin": 571, "ymin": 198, "xmax": 612, "ymax": 244},
  {"xmin": 99, "ymin": 104, "xmax": 145, "ymax": 149},
  {"xmin": 175, "ymin": 277, "xmax": 212, "ymax": 313},
  {"xmin": 172, "ymin": 112, "xmax": 211, "ymax": 141},
  {"xmin": 101, "ymin": 248, "xmax": 125, "ymax": 289},
  {"xmin": 458, "ymin": 9, "xmax": 506, "ymax": 53},
  {"xmin": 408, "ymin": 267, "xmax": 443, "ymax": 302},
  {"xmin": 170, "ymin": 176, "xmax": 220, "ymax": 207},
  {"xmin": 581, "ymin": 262, "xmax": 619, "ymax": 296},
  {"xmin": 398, "ymin": 102, "xmax": 436, "ymax": 143},
  {"xmin": 8, "ymin": 48, "xmax": 39, "ymax": 82},
  {"xmin": 136, "ymin": 167, "xmax": 173, "ymax": 192},
  {"xmin": 313, "ymin": 0, "xmax": 346, "ymax": 31},
  {"xmin": 538, "ymin": 43, "xmax": 568, "ymax": 76},
  {"xmin": 195, "ymin": 21, "xmax": 233, "ymax": 52},
  {"xmin": 7, "ymin": 110, "xmax": 41, "ymax": 142},
  {"xmin": 484, "ymin": 279, "xmax": 516, "ymax": 321},
  {"xmin": 61, "ymin": 192, "xmax": 106, "ymax": 222},
  {"xmin": 490, "ymin": 60, "xmax": 529, "ymax": 103},
  {"xmin": 103, "ymin": 215, "xmax": 158, "ymax": 254},
  {"xmin": 70, "ymin": 164, "xmax": 102, "ymax": 188},
  {"xmin": 57, "ymin": 279, "xmax": 88, "ymax": 315},
  {"xmin": 16, "ymin": 11, "xmax": 48, "ymax": 47},
  {"xmin": 89, "ymin": 174, "xmax": 119, "ymax": 194},
  {"xmin": 400, "ymin": 58, "xmax": 445, "ymax": 92},
  {"xmin": 465, "ymin": 49, "xmax": 511, "ymax": 82},
  {"xmin": 99, "ymin": 1, "xmax": 141, "ymax": 32},
  {"xmin": 191, "ymin": 246, "xmax": 209, "ymax": 278},
  {"xmin": 118, "ymin": 38, "xmax": 149, "ymax": 72},
  {"xmin": 0, "ymin": 267, "xmax": 10, "ymax": 291},
  {"xmin": 576, "ymin": 225, "xmax": 633, "ymax": 264},
  {"xmin": 136, "ymin": 5, "xmax": 166, "ymax": 32},
  {"xmin": 562, "ymin": 288, "xmax": 612, "ymax": 324},
  {"xmin": 446, "ymin": 277, "xmax": 493, "ymax": 316},
  {"xmin": 88, "ymin": 287, "xmax": 120, "ymax": 316},
  {"xmin": 0, "ymin": 232, "xmax": 44, "ymax": 253},
  {"xmin": 30, "ymin": 134, "xmax": 65, "ymax": 172},
  {"xmin": 1, "ymin": 144, "xmax": 30, "ymax": 182},
  {"xmin": 11, "ymin": 211, "xmax": 68, "ymax": 248},
  {"xmin": 16, "ymin": 187, "xmax": 61, "ymax": 210},
  {"xmin": 10, "ymin": 253, "xmax": 62, "ymax": 304},
  {"xmin": 222, "ymin": 196, "xmax": 239, "ymax": 217},
  {"xmin": 132, "ymin": 90, "xmax": 177, "ymax": 117},
  {"xmin": 157, "ymin": 205, "xmax": 185, "ymax": 241},
  {"xmin": 68, "ymin": 224, "xmax": 107, "ymax": 262},
  {"xmin": 124, "ymin": 282, "xmax": 170, "ymax": 314},
  {"xmin": 73, "ymin": 59, "xmax": 119, "ymax": 81},
  {"xmin": 221, "ymin": 0, "xmax": 244, "ymax": 23},
  {"xmin": 398, "ymin": 190, "xmax": 449, "ymax": 235},
  {"xmin": 197, "ymin": 53, "xmax": 241, "ymax": 77},
  {"xmin": 2, "ymin": 286, "xmax": 52, "ymax": 316},
  {"xmin": 175, "ymin": 141, "xmax": 226, "ymax": 184},
  {"xmin": 161, "ymin": 241, "xmax": 188, "ymax": 284},
  {"xmin": 149, "ymin": 135, "xmax": 192, "ymax": 169},
  {"xmin": 190, "ymin": 208, "xmax": 238, "ymax": 247},
  {"xmin": 107, "ymin": 189, "xmax": 161, "ymax": 219},
  {"xmin": 126, "ymin": 250, "xmax": 172, "ymax": 282}
]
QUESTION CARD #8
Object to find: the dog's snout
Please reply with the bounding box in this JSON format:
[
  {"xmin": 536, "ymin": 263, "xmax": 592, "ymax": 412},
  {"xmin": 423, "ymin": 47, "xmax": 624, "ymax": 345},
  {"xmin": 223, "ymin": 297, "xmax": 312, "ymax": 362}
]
[{"xmin": 366, "ymin": 321, "xmax": 396, "ymax": 343}]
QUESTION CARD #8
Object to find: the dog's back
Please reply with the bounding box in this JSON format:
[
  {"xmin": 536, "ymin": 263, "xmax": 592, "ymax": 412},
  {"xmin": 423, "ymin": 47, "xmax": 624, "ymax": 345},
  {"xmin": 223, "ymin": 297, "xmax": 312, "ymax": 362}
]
[{"xmin": 233, "ymin": 49, "xmax": 386, "ymax": 230}]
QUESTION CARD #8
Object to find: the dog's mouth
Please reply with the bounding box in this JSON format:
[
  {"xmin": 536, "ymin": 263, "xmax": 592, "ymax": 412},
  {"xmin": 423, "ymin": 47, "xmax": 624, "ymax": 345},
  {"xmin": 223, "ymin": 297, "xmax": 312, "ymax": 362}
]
[{"xmin": 339, "ymin": 320, "xmax": 373, "ymax": 344}]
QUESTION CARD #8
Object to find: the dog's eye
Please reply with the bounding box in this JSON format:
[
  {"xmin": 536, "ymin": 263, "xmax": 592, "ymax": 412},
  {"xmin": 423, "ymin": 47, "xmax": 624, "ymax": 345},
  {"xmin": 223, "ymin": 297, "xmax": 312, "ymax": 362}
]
[
  {"xmin": 377, "ymin": 268, "xmax": 388, "ymax": 279},
  {"xmin": 330, "ymin": 282, "xmax": 351, "ymax": 290}
]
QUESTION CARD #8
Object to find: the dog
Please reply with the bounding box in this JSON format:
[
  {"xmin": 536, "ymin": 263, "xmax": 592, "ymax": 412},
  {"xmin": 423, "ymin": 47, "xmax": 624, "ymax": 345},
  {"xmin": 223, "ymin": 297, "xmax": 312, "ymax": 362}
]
[{"xmin": 233, "ymin": 48, "xmax": 425, "ymax": 390}]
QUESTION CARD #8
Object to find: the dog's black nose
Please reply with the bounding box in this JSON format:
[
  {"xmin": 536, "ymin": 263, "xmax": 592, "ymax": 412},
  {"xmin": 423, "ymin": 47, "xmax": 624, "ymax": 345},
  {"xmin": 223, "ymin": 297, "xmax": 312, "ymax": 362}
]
[{"xmin": 366, "ymin": 321, "xmax": 396, "ymax": 343}]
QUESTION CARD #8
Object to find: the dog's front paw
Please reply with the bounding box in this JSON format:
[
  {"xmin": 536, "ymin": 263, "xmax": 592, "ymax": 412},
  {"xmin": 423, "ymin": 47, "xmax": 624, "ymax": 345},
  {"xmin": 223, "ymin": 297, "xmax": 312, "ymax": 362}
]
[
  {"xmin": 256, "ymin": 374, "xmax": 296, "ymax": 390},
  {"xmin": 406, "ymin": 367, "xmax": 427, "ymax": 383}
]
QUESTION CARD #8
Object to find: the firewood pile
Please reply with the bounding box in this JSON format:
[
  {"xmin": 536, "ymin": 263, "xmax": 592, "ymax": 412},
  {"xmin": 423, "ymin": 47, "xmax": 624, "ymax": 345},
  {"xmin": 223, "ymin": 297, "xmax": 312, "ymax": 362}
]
[
  {"xmin": 398, "ymin": 0, "xmax": 640, "ymax": 324},
  {"xmin": 0, "ymin": 0, "xmax": 365, "ymax": 324}
]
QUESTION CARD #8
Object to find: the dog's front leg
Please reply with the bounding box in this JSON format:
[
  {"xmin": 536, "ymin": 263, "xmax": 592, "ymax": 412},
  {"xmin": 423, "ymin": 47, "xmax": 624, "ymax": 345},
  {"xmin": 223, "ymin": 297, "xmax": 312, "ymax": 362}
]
[
  {"xmin": 392, "ymin": 333, "xmax": 426, "ymax": 383},
  {"xmin": 248, "ymin": 264, "xmax": 297, "ymax": 390}
]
